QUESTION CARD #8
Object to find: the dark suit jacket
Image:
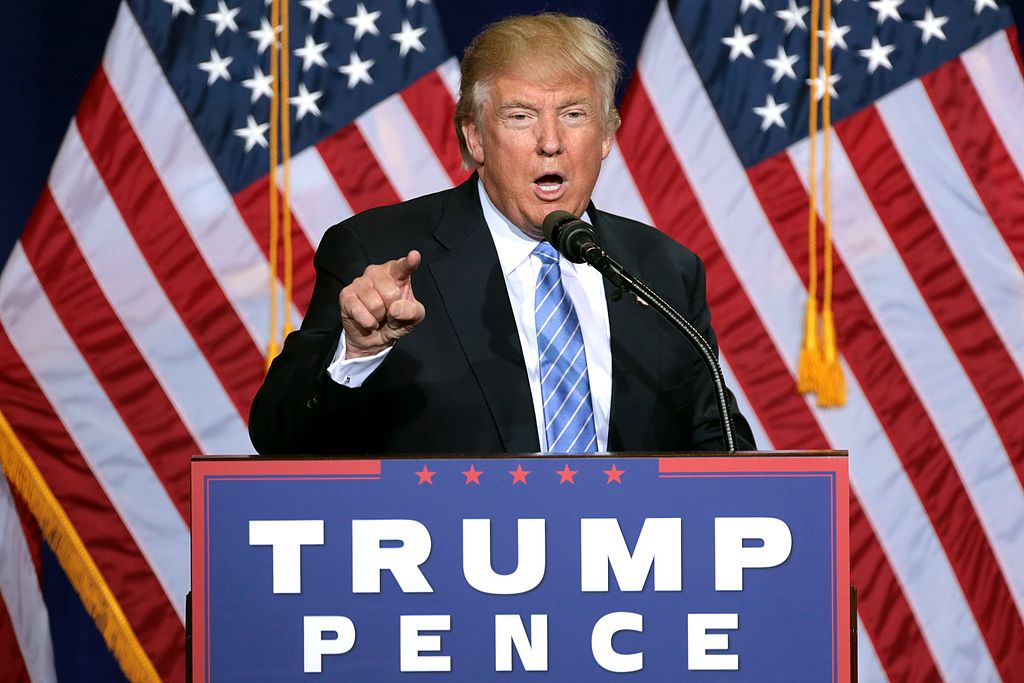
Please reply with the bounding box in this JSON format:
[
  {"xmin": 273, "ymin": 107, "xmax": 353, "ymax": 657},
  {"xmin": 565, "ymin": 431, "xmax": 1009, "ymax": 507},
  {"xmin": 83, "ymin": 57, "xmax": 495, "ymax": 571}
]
[{"xmin": 249, "ymin": 176, "xmax": 755, "ymax": 455}]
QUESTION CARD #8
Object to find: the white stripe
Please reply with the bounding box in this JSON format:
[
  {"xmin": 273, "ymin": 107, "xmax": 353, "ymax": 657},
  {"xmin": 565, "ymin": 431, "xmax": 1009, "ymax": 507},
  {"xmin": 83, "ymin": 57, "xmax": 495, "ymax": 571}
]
[
  {"xmin": 637, "ymin": 3, "xmax": 1000, "ymax": 680},
  {"xmin": 962, "ymin": 30, "xmax": 1024, "ymax": 184},
  {"xmin": 549, "ymin": 386, "xmax": 591, "ymax": 445},
  {"xmin": 278, "ymin": 147, "xmax": 354, "ymax": 249},
  {"xmin": 790, "ymin": 129, "xmax": 1024, "ymax": 622},
  {"xmin": 103, "ymin": 4, "xmax": 301, "ymax": 348},
  {"xmin": 0, "ymin": 246, "xmax": 189, "ymax": 623},
  {"xmin": 857, "ymin": 617, "xmax": 891, "ymax": 683},
  {"xmin": 593, "ymin": 141, "xmax": 655, "ymax": 226},
  {"xmin": 357, "ymin": 95, "xmax": 452, "ymax": 200},
  {"xmin": 542, "ymin": 342, "xmax": 585, "ymax": 402},
  {"xmin": 0, "ymin": 466, "xmax": 58, "ymax": 683},
  {"xmin": 437, "ymin": 57, "xmax": 461, "ymax": 101},
  {"xmin": 49, "ymin": 123, "xmax": 251, "ymax": 456},
  {"xmin": 879, "ymin": 80, "xmax": 1024, "ymax": 375}
]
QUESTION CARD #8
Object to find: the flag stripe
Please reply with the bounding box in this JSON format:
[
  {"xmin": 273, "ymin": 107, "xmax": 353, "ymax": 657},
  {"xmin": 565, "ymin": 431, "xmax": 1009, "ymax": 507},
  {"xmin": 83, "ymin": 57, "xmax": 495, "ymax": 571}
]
[
  {"xmin": 401, "ymin": 69, "xmax": 472, "ymax": 185},
  {"xmin": 105, "ymin": 3, "xmax": 280, "ymax": 349},
  {"xmin": 746, "ymin": 152, "xmax": 982, "ymax": 683},
  {"xmin": 20, "ymin": 190, "xmax": 194, "ymax": 522},
  {"xmin": 786, "ymin": 132, "xmax": 1023, "ymax": 681},
  {"xmin": 284, "ymin": 147, "xmax": 354, "ymax": 249},
  {"xmin": 46, "ymin": 124, "xmax": 251, "ymax": 459},
  {"xmin": 0, "ymin": 244, "xmax": 190, "ymax": 625},
  {"xmin": 0, "ymin": 324, "xmax": 184, "ymax": 681},
  {"xmin": 878, "ymin": 80, "xmax": 1024, "ymax": 401},
  {"xmin": 923, "ymin": 58, "xmax": 1024, "ymax": 278},
  {"xmin": 0, "ymin": 467, "xmax": 56, "ymax": 683},
  {"xmin": 73, "ymin": 68, "xmax": 266, "ymax": 425},
  {"xmin": 618, "ymin": 72, "xmax": 942, "ymax": 680},
  {"xmin": 233, "ymin": 176, "xmax": 317, "ymax": 316},
  {"xmin": 356, "ymin": 95, "xmax": 453, "ymax": 200},
  {"xmin": 316, "ymin": 123, "xmax": 402, "ymax": 212},
  {"xmin": 836, "ymin": 106, "xmax": 1024, "ymax": 609}
]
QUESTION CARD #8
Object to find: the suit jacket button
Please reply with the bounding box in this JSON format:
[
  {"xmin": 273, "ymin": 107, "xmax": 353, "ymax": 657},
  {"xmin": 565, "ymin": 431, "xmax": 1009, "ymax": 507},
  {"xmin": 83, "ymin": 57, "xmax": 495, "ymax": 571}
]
[{"xmin": 306, "ymin": 394, "xmax": 319, "ymax": 409}]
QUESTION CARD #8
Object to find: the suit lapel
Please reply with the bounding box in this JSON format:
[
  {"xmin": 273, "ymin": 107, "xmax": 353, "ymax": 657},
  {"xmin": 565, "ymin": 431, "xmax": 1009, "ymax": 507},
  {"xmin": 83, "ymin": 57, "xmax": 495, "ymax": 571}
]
[
  {"xmin": 592, "ymin": 210, "xmax": 661, "ymax": 452},
  {"xmin": 427, "ymin": 178, "xmax": 541, "ymax": 453}
]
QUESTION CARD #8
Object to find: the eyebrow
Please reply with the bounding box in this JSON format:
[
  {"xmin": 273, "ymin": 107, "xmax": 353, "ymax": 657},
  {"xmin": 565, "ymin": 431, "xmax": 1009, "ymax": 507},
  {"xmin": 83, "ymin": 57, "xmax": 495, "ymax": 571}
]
[
  {"xmin": 497, "ymin": 101, "xmax": 538, "ymax": 113},
  {"xmin": 497, "ymin": 96, "xmax": 595, "ymax": 113}
]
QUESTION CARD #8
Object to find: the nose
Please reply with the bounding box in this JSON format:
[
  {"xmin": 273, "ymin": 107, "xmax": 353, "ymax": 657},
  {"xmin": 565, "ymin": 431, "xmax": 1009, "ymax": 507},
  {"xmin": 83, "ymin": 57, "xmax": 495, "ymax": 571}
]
[{"xmin": 536, "ymin": 112, "xmax": 563, "ymax": 157}]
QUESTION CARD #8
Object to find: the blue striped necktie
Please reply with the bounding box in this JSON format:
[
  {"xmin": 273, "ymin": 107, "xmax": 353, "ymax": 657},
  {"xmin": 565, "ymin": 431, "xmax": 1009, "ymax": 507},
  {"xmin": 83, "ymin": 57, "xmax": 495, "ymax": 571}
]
[{"xmin": 533, "ymin": 242, "xmax": 598, "ymax": 453}]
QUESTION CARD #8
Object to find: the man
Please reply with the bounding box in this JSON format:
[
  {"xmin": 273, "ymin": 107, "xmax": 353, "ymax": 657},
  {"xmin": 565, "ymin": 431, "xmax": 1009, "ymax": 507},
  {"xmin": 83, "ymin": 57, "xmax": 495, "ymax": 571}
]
[{"xmin": 249, "ymin": 14, "xmax": 755, "ymax": 455}]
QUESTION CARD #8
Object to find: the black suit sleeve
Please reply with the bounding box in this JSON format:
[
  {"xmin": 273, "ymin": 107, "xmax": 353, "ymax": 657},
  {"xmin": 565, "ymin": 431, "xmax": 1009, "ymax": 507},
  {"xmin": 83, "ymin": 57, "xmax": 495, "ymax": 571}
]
[{"xmin": 248, "ymin": 223, "xmax": 375, "ymax": 455}]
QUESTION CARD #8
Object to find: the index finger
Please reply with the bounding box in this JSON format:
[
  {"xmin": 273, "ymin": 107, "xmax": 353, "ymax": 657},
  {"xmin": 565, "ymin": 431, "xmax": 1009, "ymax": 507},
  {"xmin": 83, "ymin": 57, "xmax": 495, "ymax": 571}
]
[{"xmin": 387, "ymin": 250, "xmax": 421, "ymax": 281}]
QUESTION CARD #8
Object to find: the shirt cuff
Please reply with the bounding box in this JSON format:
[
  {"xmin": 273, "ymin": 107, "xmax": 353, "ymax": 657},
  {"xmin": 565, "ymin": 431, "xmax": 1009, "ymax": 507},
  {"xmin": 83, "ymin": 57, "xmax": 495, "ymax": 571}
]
[{"xmin": 326, "ymin": 333, "xmax": 392, "ymax": 388}]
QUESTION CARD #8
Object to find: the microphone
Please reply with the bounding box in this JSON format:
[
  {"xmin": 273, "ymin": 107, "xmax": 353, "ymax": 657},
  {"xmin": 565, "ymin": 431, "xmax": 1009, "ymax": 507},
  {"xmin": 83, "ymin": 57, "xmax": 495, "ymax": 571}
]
[
  {"xmin": 542, "ymin": 210, "xmax": 598, "ymax": 264},
  {"xmin": 541, "ymin": 210, "xmax": 740, "ymax": 453}
]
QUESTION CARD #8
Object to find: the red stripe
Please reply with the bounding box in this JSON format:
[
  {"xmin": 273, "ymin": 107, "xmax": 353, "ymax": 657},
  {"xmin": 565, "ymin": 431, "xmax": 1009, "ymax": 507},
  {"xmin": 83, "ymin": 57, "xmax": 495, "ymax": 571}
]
[
  {"xmin": 922, "ymin": 57, "xmax": 1024, "ymax": 289},
  {"xmin": 22, "ymin": 190, "xmax": 191, "ymax": 521},
  {"xmin": 750, "ymin": 138, "xmax": 1024, "ymax": 679},
  {"xmin": 747, "ymin": 155, "xmax": 947, "ymax": 682},
  {"xmin": 401, "ymin": 69, "xmax": 471, "ymax": 186},
  {"xmin": 839, "ymin": 102, "xmax": 1024, "ymax": 486},
  {"xmin": 0, "ymin": 326, "xmax": 185, "ymax": 682},
  {"xmin": 233, "ymin": 176, "xmax": 316, "ymax": 316},
  {"xmin": 617, "ymin": 76, "xmax": 943, "ymax": 681},
  {"xmin": 73, "ymin": 69, "xmax": 264, "ymax": 421},
  {"xmin": 0, "ymin": 599, "xmax": 31, "ymax": 683},
  {"xmin": 316, "ymin": 123, "xmax": 402, "ymax": 212}
]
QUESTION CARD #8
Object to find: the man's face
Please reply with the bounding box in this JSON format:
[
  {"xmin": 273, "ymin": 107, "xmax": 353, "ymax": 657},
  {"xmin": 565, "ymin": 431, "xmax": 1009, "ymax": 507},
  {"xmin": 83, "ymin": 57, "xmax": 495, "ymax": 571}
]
[{"xmin": 461, "ymin": 70, "xmax": 614, "ymax": 238}]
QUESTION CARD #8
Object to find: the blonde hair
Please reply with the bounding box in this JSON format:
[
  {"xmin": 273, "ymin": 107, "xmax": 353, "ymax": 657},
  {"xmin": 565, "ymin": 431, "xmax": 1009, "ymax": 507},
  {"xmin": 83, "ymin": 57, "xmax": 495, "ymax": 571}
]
[{"xmin": 454, "ymin": 13, "xmax": 622, "ymax": 169}]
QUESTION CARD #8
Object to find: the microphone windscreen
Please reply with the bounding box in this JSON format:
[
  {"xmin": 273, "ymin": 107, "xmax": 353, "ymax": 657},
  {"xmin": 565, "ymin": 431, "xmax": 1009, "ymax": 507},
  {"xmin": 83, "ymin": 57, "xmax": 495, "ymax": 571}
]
[{"xmin": 542, "ymin": 210, "xmax": 577, "ymax": 244}]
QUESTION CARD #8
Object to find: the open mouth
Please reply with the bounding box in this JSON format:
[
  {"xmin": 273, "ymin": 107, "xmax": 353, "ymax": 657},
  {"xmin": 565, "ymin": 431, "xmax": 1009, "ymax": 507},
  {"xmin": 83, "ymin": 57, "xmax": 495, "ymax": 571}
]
[{"xmin": 532, "ymin": 173, "xmax": 566, "ymax": 199}]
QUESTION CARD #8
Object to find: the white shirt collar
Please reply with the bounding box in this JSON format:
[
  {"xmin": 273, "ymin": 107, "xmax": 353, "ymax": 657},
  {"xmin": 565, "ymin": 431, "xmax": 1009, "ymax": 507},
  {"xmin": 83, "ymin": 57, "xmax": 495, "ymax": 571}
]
[{"xmin": 477, "ymin": 179, "xmax": 591, "ymax": 277}]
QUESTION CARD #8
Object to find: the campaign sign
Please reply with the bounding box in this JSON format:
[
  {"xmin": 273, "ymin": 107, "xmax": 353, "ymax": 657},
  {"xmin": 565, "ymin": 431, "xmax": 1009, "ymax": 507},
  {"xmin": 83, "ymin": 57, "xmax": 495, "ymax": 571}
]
[{"xmin": 191, "ymin": 453, "xmax": 849, "ymax": 682}]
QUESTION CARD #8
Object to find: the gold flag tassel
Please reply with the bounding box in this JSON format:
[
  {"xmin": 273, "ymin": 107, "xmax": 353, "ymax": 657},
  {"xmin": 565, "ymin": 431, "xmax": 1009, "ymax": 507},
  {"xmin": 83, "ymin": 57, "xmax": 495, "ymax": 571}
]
[
  {"xmin": 798, "ymin": 0, "xmax": 846, "ymax": 406},
  {"xmin": 817, "ymin": 0, "xmax": 846, "ymax": 407},
  {"xmin": 265, "ymin": 0, "xmax": 294, "ymax": 370},
  {"xmin": 797, "ymin": 0, "xmax": 823, "ymax": 394},
  {"xmin": 0, "ymin": 410, "xmax": 160, "ymax": 682}
]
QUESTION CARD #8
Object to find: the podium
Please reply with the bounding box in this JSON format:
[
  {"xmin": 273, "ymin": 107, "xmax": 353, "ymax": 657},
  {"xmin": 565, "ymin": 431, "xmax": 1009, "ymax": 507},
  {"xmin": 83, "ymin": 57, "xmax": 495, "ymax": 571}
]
[{"xmin": 190, "ymin": 452, "xmax": 849, "ymax": 681}]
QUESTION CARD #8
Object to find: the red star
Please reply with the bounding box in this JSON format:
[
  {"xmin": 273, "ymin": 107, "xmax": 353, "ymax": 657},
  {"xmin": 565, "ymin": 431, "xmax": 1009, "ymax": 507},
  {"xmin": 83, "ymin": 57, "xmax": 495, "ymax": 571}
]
[
  {"xmin": 462, "ymin": 464, "xmax": 483, "ymax": 485},
  {"xmin": 556, "ymin": 464, "xmax": 578, "ymax": 484},
  {"xmin": 415, "ymin": 465, "xmax": 436, "ymax": 485},
  {"xmin": 509, "ymin": 464, "xmax": 530, "ymax": 485},
  {"xmin": 603, "ymin": 464, "xmax": 624, "ymax": 484}
]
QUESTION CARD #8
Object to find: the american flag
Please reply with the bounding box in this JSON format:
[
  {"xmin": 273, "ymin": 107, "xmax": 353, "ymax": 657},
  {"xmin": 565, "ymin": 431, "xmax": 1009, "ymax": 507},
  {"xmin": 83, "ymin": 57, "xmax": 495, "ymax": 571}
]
[{"xmin": 1, "ymin": 0, "xmax": 1021, "ymax": 680}]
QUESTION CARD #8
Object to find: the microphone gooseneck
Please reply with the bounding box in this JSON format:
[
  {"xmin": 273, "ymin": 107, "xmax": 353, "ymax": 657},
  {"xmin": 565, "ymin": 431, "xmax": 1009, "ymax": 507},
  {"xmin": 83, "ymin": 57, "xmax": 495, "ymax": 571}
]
[{"xmin": 541, "ymin": 210, "xmax": 739, "ymax": 453}]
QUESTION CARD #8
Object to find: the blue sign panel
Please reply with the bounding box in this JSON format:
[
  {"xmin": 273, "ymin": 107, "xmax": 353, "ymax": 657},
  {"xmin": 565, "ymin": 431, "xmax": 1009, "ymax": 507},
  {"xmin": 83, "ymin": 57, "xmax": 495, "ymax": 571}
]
[{"xmin": 192, "ymin": 454, "xmax": 849, "ymax": 681}]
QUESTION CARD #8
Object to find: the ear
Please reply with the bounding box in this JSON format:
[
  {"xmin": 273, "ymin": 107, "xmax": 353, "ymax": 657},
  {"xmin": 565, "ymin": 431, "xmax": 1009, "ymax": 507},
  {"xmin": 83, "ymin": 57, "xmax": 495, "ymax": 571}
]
[
  {"xmin": 600, "ymin": 126, "xmax": 613, "ymax": 161},
  {"xmin": 461, "ymin": 116, "xmax": 486, "ymax": 167}
]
